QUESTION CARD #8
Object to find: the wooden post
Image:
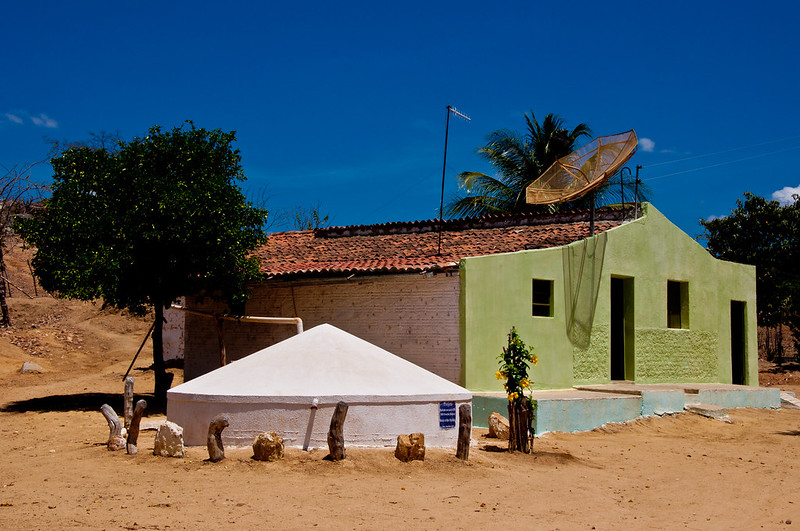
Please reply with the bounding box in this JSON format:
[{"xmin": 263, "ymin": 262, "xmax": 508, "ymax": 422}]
[
  {"xmin": 207, "ymin": 414, "xmax": 230, "ymax": 462},
  {"xmin": 126, "ymin": 400, "xmax": 147, "ymax": 455},
  {"xmin": 100, "ymin": 404, "xmax": 125, "ymax": 451},
  {"xmin": 327, "ymin": 401, "xmax": 348, "ymax": 461},
  {"xmin": 215, "ymin": 317, "xmax": 227, "ymax": 366},
  {"xmin": 456, "ymin": 403, "xmax": 472, "ymax": 460},
  {"xmin": 123, "ymin": 377, "xmax": 134, "ymax": 428}
]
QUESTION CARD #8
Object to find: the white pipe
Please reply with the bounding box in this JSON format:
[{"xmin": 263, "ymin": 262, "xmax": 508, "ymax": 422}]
[{"xmin": 169, "ymin": 304, "xmax": 304, "ymax": 335}]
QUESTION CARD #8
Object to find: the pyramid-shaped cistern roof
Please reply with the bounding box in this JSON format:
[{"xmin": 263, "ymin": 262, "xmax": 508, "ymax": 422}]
[{"xmin": 169, "ymin": 323, "xmax": 471, "ymax": 404}]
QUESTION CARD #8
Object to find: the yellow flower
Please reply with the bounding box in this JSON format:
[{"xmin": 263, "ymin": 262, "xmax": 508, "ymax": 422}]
[
  {"xmin": 495, "ymin": 370, "xmax": 504, "ymax": 380},
  {"xmin": 520, "ymin": 378, "xmax": 530, "ymax": 389},
  {"xmin": 531, "ymin": 355, "xmax": 539, "ymax": 366},
  {"xmin": 507, "ymin": 392, "xmax": 518, "ymax": 402}
]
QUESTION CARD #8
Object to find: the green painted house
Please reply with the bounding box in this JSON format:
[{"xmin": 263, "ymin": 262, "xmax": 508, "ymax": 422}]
[
  {"xmin": 461, "ymin": 203, "xmax": 756, "ymax": 391},
  {"xmin": 175, "ymin": 203, "xmax": 757, "ymax": 392}
]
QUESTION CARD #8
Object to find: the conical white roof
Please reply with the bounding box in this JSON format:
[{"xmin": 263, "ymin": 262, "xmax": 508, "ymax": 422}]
[{"xmin": 169, "ymin": 323, "xmax": 471, "ymax": 405}]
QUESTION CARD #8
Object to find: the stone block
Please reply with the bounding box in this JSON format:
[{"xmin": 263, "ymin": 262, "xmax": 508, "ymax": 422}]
[
  {"xmin": 20, "ymin": 361, "xmax": 45, "ymax": 374},
  {"xmin": 253, "ymin": 431, "xmax": 284, "ymax": 461},
  {"xmin": 488, "ymin": 412, "xmax": 510, "ymax": 440},
  {"xmin": 395, "ymin": 433, "xmax": 425, "ymax": 462},
  {"xmin": 153, "ymin": 421, "xmax": 185, "ymax": 458}
]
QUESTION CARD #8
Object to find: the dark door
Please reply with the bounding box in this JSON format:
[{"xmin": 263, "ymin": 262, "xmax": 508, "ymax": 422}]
[
  {"xmin": 610, "ymin": 277, "xmax": 626, "ymax": 381},
  {"xmin": 731, "ymin": 301, "xmax": 746, "ymax": 385}
]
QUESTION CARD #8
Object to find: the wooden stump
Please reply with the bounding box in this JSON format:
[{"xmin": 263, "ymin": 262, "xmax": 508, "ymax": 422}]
[
  {"xmin": 123, "ymin": 377, "xmax": 134, "ymax": 428},
  {"xmin": 507, "ymin": 401, "xmax": 532, "ymax": 454},
  {"xmin": 126, "ymin": 399, "xmax": 147, "ymax": 454},
  {"xmin": 456, "ymin": 403, "xmax": 472, "ymax": 461},
  {"xmin": 327, "ymin": 401, "xmax": 348, "ymax": 461},
  {"xmin": 100, "ymin": 404, "xmax": 125, "ymax": 451},
  {"xmin": 207, "ymin": 414, "xmax": 230, "ymax": 462}
]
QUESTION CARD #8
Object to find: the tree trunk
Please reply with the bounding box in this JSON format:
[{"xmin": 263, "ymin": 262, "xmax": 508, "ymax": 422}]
[
  {"xmin": 152, "ymin": 305, "xmax": 172, "ymax": 405},
  {"xmin": 456, "ymin": 403, "xmax": 472, "ymax": 461},
  {"xmin": 123, "ymin": 376, "xmax": 134, "ymax": 428},
  {"xmin": 100, "ymin": 403, "xmax": 125, "ymax": 451},
  {"xmin": 0, "ymin": 245, "xmax": 10, "ymax": 327},
  {"xmin": 206, "ymin": 414, "xmax": 230, "ymax": 463},
  {"xmin": 507, "ymin": 401, "xmax": 532, "ymax": 454},
  {"xmin": 327, "ymin": 401, "xmax": 348, "ymax": 461},
  {"xmin": 126, "ymin": 399, "xmax": 147, "ymax": 455}
]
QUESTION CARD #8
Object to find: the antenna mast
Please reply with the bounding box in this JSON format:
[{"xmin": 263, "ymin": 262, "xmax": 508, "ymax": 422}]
[{"xmin": 438, "ymin": 105, "xmax": 470, "ymax": 255}]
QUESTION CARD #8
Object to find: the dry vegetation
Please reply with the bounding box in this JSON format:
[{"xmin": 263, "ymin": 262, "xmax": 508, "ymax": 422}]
[{"xmin": 1, "ymin": 236, "xmax": 799, "ymax": 529}]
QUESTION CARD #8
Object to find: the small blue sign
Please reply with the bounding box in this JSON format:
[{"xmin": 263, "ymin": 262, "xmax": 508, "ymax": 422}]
[{"xmin": 439, "ymin": 401, "xmax": 457, "ymax": 429}]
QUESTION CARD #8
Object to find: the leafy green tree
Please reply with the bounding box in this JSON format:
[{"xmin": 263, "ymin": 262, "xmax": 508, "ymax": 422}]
[
  {"xmin": 446, "ymin": 112, "xmax": 592, "ymax": 217},
  {"xmin": 700, "ymin": 192, "xmax": 800, "ymax": 359},
  {"xmin": 15, "ymin": 123, "xmax": 268, "ymax": 401}
]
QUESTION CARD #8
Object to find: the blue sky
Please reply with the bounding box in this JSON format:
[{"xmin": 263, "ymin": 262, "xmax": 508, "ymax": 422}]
[{"xmin": 2, "ymin": 1, "xmax": 799, "ymax": 237}]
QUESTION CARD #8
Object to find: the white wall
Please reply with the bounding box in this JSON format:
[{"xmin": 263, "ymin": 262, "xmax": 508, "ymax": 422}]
[
  {"xmin": 162, "ymin": 298, "xmax": 185, "ymax": 361},
  {"xmin": 183, "ymin": 272, "xmax": 462, "ymax": 382}
]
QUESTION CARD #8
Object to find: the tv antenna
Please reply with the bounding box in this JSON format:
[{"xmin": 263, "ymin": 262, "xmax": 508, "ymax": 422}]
[
  {"xmin": 439, "ymin": 105, "xmax": 471, "ymax": 220},
  {"xmin": 525, "ymin": 130, "xmax": 638, "ymax": 235},
  {"xmin": 438, "ymin": 105, "xmax": 470, "ymax": 255}
]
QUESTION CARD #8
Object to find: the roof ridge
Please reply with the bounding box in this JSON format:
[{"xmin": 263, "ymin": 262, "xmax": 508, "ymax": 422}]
[{"xmin": 314, "ymin": 206, "xmax": 635, "ymax": 238}]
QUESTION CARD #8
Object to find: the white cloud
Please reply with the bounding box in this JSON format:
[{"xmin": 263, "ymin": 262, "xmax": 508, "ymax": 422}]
[
  {"xmin": 705, "ymin": 214, "xmax": 725, "ymax": 222},
  {"xmin": 5, "ymin": 113, "xmax": 23, "ymax": 124},
  {"xmin": 30, "ymin": 113, "xmax": 58, "ymax": 128},
  {"xmin": 772, "ymin": 185, "xmax": 800, "ymax": 205},
  {"xmin": 640, "ymin": 137, "xmax": 655, "ymax": 152}
]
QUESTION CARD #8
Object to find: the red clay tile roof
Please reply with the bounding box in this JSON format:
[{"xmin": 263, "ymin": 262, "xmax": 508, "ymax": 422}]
[{"xmin": 255, "ymin": 208, "xmax": 632, "ymax": 278}]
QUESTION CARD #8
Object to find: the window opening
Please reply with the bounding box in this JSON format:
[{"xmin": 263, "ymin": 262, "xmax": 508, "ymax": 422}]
[
  {"xmin": 667, "ymin": 280, "xmax": 689, "ymax": 329},
  {"xmin": 532, "ymin": 279, "xmax": 554, "ymax": 317}
]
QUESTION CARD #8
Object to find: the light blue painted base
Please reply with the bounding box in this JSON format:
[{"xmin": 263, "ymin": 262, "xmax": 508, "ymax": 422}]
[
  {"xmin": 472, "ymin": 386, "xmax": 782, "ymax": 435},
  {"xmin": 641, "ymin": 390, "xmax": 686, "ymax": 417},
  {"xmin": 695, "ymin": 388, "xmax": 781, "ymax": 409},
  {"xmin": 534, "ymin": 395, "xmax": 641, "ymax": 434}
]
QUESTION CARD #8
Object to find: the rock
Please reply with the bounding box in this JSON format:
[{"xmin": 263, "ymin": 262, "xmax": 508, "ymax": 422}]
[
  {"xmin": 488, "ymin": 412, "xmax": 510, "ymax": 440},
  {"xmin": 253, "ymin": 431, "xmax": 284, "ymax": 461},
  {"xmin": 395, "ymin": 433, "xmax": 425, "ymax": 462},
  {"xmin": 20, "ymin": 361, "xmax": 45, "ymax": 374},
  {"xmin": 153, "ymin": 421, "xmax": 185, "ymax": 458}
]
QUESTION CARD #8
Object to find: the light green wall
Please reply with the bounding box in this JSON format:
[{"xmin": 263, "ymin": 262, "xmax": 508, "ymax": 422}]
[{"xmin": 460, "ymin": 204, "xmax": 757, "ymax": 391}]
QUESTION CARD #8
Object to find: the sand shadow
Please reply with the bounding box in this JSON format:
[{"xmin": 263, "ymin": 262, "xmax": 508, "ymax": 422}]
[
  {"xmin": 479, "ymin": 444, "xmax": 508, "ymax": 453},
  {"xmin": 776, "ymin": 430, "xmax": 800, "ymax": 436},
  {"xmin": 1, "ymin": 392, "xmax": 166, "ymax": 415}
]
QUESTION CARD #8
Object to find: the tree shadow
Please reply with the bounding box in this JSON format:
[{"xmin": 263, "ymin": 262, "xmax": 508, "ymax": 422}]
[
  {"xmin": 1, "ymin": 392, "xmax": 166, "ymax": 415},
  {"xmin": 763, "ymin": 361, "xmax": 800, "ymax": 374},
  {"xmin": 776, "ymin": 430, "xmax": 800, "ymax": 436},
  {"xmin": 479, "ymin": 444, "xmax": 508, "ymax": 453}
]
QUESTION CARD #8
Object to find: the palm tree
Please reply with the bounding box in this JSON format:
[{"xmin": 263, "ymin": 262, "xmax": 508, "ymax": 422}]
[{"xmin": 446, "ymin": 112, "xmax": 592, "ymax": 218}]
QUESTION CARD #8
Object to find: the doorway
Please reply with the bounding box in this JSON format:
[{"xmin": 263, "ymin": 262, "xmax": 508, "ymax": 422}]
[
  {"xmin": 730, "ymin": 300, "xmax": 746, "ymax": 385},
  {"xmin": 610, "ymin": 277, "xmax": 634, "ymax": 381}
]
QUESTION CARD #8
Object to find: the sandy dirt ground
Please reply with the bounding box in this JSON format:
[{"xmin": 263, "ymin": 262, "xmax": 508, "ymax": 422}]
[{"xmin": 1, "ymin": 245, "xmax": 799, "ymax": 529}]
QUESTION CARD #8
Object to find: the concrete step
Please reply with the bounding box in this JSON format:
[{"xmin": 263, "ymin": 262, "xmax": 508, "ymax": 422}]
[
  {"xmin": 780, "ymin": 391, "xmax": 800, "ymax": 410},
  {"xmin": 685, "ymin": 403, "xmax": 731, "ymax": 422}
]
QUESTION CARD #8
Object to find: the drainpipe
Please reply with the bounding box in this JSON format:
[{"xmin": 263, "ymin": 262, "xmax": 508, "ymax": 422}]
[
  {"xmin": 221, "ymin": 314, "xmax": 304, "ymax": 335},
  {"xmin": 170, "ymin": 304, "xmax": 304, "ymax": 335}
]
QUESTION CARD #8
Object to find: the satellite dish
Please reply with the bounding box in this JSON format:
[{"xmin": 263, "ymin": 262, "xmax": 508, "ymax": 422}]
[{"xmin": 526, "ymin": 130, "xmax": 638, "ymax": 205}]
